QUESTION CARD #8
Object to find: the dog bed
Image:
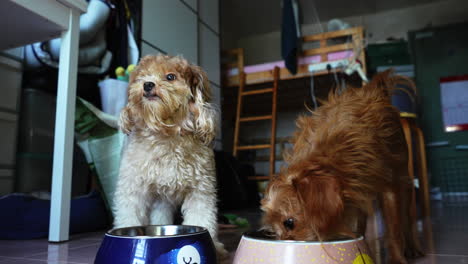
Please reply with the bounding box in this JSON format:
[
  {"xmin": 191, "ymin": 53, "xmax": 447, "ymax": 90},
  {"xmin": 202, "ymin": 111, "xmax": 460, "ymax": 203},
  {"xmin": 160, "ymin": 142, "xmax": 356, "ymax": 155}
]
[{"xmin": 0, "ymin": 191, "xmax": 108, "ymax": 239}]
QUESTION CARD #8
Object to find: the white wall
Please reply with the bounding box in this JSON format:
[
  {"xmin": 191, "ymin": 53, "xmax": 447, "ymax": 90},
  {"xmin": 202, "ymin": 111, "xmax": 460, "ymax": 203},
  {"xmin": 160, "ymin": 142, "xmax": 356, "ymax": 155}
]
[
  {"xmin": 141, "ymin": 0, "xmax": 222, "ymax": 150},
  {"xmin": 228, "ymin": 0, "xmax": 468, "ymax": 65}
]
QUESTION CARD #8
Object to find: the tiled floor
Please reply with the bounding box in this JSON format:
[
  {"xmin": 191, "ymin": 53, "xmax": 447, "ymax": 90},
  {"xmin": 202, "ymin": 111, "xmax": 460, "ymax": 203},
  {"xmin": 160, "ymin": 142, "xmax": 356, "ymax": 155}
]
[{"xmin": 0, "ymin": 202, "xmax": 467, "ymax": 263}]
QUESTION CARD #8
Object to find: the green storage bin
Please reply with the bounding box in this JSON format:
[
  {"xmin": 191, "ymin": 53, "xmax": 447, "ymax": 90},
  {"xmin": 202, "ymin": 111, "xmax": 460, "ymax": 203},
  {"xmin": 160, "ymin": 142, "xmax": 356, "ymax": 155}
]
[
  {"xmin": 367, "ymin": 42, "xmax": 411, "ymax": 71},
  {"xmin": 367, "ymin": 42, "xmax": 410, "ymax": 57}
]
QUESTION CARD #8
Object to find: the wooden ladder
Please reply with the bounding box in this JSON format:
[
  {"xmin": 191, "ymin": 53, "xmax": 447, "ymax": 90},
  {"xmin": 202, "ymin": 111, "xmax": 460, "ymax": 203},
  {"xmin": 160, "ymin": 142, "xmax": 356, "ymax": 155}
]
[{"xmin": 233, "ymin": 67, "xmax": 279, "ymax": 181}]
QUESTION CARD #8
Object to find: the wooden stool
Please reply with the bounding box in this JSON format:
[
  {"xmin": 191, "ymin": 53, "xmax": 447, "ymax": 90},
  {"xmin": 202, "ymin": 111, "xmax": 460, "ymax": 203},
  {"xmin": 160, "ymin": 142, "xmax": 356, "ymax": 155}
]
[
  {"xmin": 400, "ymin": 112, "xmax": 431, "ymax": 218},
  {"xmin": 366, "ymin": 113, "xmax": 431, "ymax": 264}
]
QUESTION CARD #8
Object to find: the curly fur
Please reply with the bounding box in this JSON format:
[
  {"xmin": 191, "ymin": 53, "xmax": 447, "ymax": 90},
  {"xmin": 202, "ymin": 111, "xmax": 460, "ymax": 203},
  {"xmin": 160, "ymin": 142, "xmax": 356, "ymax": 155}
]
[
  {"xmin": 261, "ymin": 71, "xmax": 422, "ymax": 264},
  {"xmin": 113, "ymin": 54, "xmax": 226, "ymax": 259}
]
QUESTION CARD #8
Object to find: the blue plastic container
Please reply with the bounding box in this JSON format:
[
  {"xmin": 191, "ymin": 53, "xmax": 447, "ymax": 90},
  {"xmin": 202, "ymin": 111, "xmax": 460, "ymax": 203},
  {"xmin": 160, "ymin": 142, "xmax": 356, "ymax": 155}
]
[{"xmin": 94, "ymin": 225, "xmax": 217, "ymax": 264}]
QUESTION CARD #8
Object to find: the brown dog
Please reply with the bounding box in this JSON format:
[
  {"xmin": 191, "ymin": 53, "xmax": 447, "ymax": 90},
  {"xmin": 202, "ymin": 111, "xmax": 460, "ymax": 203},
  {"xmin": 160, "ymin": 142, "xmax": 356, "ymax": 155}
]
[{"xmin": 261, "ymin": 71, "xmax": 422, "ymax": 263}]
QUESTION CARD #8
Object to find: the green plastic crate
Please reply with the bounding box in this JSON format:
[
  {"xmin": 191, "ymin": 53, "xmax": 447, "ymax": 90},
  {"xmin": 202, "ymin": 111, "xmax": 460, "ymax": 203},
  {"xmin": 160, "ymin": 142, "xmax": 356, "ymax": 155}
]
[
  {"xmin": 367, "ymin": 42, "xmax": 411, "ymax": 71},
  {"xmin": 367, "ymin": 42, "xmax": 410, "ymax": 57}
]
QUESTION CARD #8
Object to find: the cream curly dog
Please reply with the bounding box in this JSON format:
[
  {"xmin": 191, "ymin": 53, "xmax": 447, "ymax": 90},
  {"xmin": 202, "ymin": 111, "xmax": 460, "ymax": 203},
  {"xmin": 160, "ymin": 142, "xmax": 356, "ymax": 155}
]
[{"xmin": 113, "ymin": 54, "xmax": 226, "ymax": 258}]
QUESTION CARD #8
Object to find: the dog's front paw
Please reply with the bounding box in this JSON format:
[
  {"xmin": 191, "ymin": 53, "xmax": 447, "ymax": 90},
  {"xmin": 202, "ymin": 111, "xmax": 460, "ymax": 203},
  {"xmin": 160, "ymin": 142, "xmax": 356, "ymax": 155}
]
[
  {"xmin": 389, "ymin": 255, "xmax": 408, "ymax": 264},
  {"xmin": 405, "ymin": 244, "xmax": 425, "ymax": 259},
  {"xmin": 213, "ymin": 240, "xmax": 229, "ymax": 264}
]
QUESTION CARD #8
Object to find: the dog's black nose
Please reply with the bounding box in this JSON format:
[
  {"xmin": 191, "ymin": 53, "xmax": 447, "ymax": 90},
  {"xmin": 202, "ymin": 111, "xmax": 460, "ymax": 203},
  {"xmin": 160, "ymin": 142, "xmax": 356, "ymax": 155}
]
[{"xmin": 143, "ymin": 82, "xmax": 155, "ymax": 92}]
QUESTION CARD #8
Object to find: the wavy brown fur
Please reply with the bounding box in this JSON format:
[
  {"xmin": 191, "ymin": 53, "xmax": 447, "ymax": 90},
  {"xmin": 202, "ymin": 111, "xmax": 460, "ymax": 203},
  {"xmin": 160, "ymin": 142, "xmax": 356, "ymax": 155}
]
[{"xmin": 261, "ymin": 70, "xmax": 422, "ymax": 264}]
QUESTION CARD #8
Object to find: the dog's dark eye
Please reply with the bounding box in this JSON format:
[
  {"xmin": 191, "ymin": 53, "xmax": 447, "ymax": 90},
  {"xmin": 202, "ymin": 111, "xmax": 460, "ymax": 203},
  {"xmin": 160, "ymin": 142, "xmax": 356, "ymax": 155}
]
[
  {"xmin": 283, "ymin": 218, "xmax": 295, "ymax": 230},
  {"xmin": 166, "ymin": 73, "xmax": 176, "ymax": 81}
]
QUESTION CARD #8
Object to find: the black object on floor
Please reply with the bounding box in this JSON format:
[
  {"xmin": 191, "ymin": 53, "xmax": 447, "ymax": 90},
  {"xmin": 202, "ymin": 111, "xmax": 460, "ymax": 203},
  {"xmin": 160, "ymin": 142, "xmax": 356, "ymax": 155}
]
[{"xmin": 215, "ymin": 151, "xmax": 260, "ymax": 210}]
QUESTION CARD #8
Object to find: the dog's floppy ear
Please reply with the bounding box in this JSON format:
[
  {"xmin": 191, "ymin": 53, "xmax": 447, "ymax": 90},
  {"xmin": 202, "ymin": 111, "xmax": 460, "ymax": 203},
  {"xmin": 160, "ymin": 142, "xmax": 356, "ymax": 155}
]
[
  {"xmin": 118, "ymin": 61, "xmax": 144, "ymax": 135},
  {"xmin": 293, "ymin": 172, "xmax": 343, "ymax": 236},
  {"xmin": 119, "ymin": 106, "xmax": 134, "ymax": 135},
  {"xmin": 188, "ymin": 65, "xmax": 217, "ymax": 145}
]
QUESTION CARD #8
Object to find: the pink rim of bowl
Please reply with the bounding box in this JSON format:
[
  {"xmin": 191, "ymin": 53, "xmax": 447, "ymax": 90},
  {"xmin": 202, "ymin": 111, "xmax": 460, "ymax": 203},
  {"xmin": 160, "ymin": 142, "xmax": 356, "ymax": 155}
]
[{"xmin": 233, "ymin": 231, "xmax": 375, "ymax": 264}]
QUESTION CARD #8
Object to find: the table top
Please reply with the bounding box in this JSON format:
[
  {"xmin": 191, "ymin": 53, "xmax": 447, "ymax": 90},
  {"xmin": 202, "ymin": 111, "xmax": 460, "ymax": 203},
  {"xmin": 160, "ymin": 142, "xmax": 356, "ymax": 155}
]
[{"xmin": 0, "ymin": 0, "xmax": 87, "ymax": 50}]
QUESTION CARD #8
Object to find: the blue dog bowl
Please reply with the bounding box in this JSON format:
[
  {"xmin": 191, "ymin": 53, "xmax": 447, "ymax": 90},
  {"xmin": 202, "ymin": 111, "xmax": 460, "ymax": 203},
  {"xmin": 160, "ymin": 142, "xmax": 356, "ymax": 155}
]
[{"xmin": 94, "ymin": 225, "xmax": 217, "ymax": 264}]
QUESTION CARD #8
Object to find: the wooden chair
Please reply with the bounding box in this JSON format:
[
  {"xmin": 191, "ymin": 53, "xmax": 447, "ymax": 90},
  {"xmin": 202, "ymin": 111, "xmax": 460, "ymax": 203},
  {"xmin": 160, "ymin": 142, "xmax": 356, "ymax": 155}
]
[
  {"xmin": 366, "ymin": 78, "xmax": 431, "ymax": 263},
  {"xmin": 400, "ymin": 112, "xmax": 431, "ymax": 218},
  {"xmin": 391, "ymin": 78, "xmax": 430, "ymax": 218}
]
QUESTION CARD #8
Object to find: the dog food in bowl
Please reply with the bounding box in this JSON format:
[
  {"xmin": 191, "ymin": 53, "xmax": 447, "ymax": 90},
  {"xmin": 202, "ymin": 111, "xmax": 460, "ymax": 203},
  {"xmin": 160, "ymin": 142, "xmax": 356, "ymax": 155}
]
[
  {"xmin": 233, "ymin": 230, "xmax": 374, "ymax": 264},
  {"xmin": 94, "ymin": 225, "xmax": 216, "ymax": 264}
]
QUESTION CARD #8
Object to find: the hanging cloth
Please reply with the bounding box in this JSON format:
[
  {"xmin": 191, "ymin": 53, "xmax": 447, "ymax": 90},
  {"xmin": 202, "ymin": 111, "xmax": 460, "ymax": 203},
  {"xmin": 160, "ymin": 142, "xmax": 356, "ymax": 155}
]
[{"xmin": 281, "ymin": 0, "xmax": 300, "ymax": 75}]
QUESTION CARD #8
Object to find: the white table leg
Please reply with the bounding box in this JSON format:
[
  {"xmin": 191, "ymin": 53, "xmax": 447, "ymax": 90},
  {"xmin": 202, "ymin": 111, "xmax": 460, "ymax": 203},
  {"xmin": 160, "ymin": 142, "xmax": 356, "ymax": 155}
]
[{"xmin": 49, "ymin": 8, "xmax": 81, "ymax": 242}]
